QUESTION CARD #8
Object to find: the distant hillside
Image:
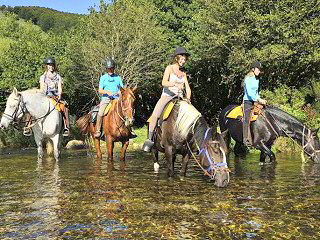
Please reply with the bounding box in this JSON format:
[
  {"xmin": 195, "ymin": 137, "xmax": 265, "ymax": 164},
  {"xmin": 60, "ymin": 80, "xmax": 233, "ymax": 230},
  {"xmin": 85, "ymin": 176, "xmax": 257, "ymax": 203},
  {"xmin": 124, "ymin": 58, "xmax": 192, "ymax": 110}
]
[{"xmin": 0, "ymin": 5, "xmax": 83, "ymax": 33}]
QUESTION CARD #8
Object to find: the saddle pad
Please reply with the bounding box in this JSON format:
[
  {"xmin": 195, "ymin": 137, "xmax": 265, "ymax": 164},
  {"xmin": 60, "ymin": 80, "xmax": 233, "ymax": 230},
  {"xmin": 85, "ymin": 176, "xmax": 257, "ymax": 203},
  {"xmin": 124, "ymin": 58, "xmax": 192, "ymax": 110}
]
[
  {"xmin": 91, "ymin": 102, "xmax": 113, "ymax": 123},
  {"xmin": 227, "ymin": 105, "xmax": 258, "ymax": 121},
  {"xmin": 51, "ymin": 98, "xmax": 64, "ymax": 112},
  {"xmin": 147, "ymin": 101, "xmax": 175, "ymax": 123}
]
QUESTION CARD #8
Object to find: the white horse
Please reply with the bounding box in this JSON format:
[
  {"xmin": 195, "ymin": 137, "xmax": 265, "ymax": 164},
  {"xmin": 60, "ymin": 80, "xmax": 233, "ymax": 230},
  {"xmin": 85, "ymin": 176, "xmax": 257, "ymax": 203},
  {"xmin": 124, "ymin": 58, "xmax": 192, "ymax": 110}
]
[{"xmin": 0, "ymin": 88, "xmax": 63, "ymax": 161}]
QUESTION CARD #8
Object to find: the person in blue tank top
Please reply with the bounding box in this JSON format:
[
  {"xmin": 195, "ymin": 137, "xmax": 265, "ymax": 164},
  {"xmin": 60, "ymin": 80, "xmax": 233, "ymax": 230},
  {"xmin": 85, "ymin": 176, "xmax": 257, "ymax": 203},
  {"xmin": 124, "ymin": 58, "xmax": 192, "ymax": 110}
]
[
  {"xmin": 243, "ymin": 61, "xmax": 267, "ymax": 146},
  {"xmin": 94, "ymin": 58, "xmax": 123, "ymax": 138}
]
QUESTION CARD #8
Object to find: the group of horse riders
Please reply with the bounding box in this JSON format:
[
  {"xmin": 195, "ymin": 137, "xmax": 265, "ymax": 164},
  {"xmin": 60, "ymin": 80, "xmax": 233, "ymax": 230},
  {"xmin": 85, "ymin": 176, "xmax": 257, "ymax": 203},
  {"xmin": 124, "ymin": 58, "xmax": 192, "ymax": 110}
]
[{"xmin": 23, "ymin": 48, "xmax": 266, "ymax": 150}]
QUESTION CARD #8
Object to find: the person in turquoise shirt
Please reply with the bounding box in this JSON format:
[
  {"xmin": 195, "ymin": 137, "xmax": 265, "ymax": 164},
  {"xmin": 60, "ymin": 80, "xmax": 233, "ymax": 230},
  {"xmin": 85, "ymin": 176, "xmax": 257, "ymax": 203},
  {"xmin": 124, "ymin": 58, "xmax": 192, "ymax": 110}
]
[
  {"xmin": 243, "ymin": 61, "xmax": 267, "ymax": 146},
  {"xmin": 94, "ymin": 58, "xmax": 123, "ymax": 138}
]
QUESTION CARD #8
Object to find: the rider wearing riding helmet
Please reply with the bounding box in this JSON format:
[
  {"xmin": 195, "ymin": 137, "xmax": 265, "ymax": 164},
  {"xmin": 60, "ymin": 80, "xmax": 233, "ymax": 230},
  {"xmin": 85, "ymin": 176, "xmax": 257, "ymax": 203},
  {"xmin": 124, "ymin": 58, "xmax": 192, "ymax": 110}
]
[
  {"xmin": 23, "ymin": 57, "xmax": 70, "ymax": 137},
  {"xmin": 94, "ymin": 58, "xmax": 123, "ymax": 138},
  {"xmin": 142, "ymin": 47, "xmax": 192, "ymax": 152},
  {"xmin": 242, "ymin": 61, "xmax": 267, "ymax": 146}
]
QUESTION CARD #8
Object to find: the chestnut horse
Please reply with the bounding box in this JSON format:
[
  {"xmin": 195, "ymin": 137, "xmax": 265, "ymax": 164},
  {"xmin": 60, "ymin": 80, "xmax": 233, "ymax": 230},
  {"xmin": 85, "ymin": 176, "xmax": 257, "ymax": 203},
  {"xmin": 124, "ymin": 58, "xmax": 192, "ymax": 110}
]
[{"xmin": 76, "ymin": 86, "xmax": 137, "ymax": 161}]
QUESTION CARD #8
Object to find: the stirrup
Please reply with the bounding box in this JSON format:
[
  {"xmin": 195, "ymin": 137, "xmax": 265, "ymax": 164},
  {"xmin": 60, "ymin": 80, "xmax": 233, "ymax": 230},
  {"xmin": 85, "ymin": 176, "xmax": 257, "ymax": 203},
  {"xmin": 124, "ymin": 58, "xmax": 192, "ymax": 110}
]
[
  {"xmin": 142, "ymin": 139, "xmax": 154, "ymax": 152},
  {"xmin": 23, "ymin": 127, "xmax": 32, "ymax": 137},
  {"xmin": 63, "ymin": 128, "xmax": 69, "ymax": 137}
]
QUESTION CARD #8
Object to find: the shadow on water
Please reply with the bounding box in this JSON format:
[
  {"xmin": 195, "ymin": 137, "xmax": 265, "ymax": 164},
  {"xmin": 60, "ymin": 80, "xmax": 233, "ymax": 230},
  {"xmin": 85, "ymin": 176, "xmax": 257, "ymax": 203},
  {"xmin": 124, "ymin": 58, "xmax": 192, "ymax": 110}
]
[{"xmin": 0, "ymin": 147, "xmax": 319, "ymax": 239}]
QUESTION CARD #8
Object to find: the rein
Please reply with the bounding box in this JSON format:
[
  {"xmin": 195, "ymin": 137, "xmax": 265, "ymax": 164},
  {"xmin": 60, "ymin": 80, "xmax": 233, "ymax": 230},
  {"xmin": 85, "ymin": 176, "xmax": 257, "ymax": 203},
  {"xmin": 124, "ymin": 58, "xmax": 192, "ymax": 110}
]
[
  {"xmin": 263, "ymin": 108, "xmax": 320, "ymax": 162},
  {"xmin": 115, "ymin": 90, "xmax": 135, "ymax": 125},
  {"xmin": 186, "ymin": 121, "xmax": 229, "ymax": 182},
  {"xmin": 302, "ymin": 126, "xmax": 320, "ymax": 162},
  {"xmin": 1, "ymin": 94, "xmax": 58, "ymax": 126}
]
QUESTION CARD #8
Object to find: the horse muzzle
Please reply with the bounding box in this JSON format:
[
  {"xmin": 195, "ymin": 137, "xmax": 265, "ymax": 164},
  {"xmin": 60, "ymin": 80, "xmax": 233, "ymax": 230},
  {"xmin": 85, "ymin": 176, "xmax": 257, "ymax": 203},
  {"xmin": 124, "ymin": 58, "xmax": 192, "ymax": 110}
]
[{"xmin": 214, "ymin": 169, "xmax": 230, "ymax": 188}]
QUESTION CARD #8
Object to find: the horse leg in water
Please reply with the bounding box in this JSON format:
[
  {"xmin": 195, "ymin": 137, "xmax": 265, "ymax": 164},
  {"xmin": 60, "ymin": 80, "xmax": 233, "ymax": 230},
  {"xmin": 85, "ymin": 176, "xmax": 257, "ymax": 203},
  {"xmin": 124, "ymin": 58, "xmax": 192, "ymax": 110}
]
[
  {"xmin": 51, "ymin": 133, "xmax": 61, "ymax": 161},
  {"xmin": 90, "ymin": 123, "xmax": 102, "ymax": 159},
  {"xmin": 152, "ymin": 149, "xmax": 160, "ymax": 173},
  {"xmin": 180, "ymin": 154, "xmax": 190, "ymax": 178},
  {"xmin": 106, "ymin": 135, "xmax": 115, "ymax": 162},
  {"xmin": 257, "ymin": 141, "xmax": 276, "ymax": 164},
  {"xmin": 165, "ymin": 145, "xmax": 174, "ymax": 177},
  {"xmin": 33, "ymin": 128, "xmax": 44, "ymax": 161},
  {"xmin": 120, "ymin": 140, "xmax": 129, "ymax": 161}
]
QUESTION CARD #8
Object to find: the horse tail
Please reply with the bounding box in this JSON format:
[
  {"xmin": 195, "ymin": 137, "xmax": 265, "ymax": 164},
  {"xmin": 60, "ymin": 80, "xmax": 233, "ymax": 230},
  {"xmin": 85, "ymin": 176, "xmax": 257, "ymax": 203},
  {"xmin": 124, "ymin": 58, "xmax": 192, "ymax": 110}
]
[
  {"xmin": 46, "ymin": 139, "xmax": 54, "ymax": 156},
  {"xmin": 76, "ymin": 113, "xmax": 92, "ymax": 134}
]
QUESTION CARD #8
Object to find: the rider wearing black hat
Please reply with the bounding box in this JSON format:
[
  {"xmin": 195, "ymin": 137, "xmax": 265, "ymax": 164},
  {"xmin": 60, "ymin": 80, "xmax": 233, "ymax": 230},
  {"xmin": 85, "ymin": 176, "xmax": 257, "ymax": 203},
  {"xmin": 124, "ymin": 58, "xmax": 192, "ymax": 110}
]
[{"xmin": 142, "ymin": 47, "xmax": 192, "ymax": 152}]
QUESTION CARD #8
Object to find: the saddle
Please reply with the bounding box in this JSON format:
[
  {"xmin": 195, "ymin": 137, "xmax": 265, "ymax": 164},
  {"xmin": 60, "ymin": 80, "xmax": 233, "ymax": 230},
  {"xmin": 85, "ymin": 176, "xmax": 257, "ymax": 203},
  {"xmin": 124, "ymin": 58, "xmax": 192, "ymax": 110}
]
[
  {"xmin": 50, "ymin": 97, "xmax": 65, "ymax": 113},
  {"xmin": 226, "ymin": 102, "xmax": 264, "ymax": 122},
  {"xmin": 90, "ymin": 101, "xmax": 114, "ymax": 123},
  {"xmin": 147, "ymin": 101, "xmax": 175, "ymax": 123}
]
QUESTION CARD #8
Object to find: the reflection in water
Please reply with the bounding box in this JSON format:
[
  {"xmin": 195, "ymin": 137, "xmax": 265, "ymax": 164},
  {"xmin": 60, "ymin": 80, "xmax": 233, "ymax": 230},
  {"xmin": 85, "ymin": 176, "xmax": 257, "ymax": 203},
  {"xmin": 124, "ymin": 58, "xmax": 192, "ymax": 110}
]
[{"xmin": 0, "ymin": 149, "xmax": 319, "ymax": 239}]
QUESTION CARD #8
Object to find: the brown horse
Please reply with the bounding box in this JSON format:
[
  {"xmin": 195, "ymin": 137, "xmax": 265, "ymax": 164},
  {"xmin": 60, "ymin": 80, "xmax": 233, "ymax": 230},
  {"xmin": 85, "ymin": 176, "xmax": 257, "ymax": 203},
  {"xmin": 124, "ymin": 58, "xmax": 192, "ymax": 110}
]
[
  {"xmin": 76, "ymin": 86, "xmax": 137, "ymax": 161},
  {"xmin": 152, "ymin": 100, "xmax": 230, "ymax": 187}
]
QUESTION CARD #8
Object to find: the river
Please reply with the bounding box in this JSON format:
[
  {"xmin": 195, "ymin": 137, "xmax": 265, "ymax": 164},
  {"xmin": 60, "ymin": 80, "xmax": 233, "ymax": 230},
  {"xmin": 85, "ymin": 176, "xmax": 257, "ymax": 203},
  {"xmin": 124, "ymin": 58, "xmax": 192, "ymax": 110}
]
[{"xmin": 0, "ymin": 147, "xmax": 319, "ymax": 239}]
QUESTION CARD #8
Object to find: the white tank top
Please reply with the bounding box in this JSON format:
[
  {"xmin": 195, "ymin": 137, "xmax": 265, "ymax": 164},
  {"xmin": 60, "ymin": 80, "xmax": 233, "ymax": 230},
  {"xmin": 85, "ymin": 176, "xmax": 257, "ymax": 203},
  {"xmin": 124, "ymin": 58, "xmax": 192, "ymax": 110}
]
[{"xmin": 162, "ymin": 72, "xmax": 185, "ymax": 97}]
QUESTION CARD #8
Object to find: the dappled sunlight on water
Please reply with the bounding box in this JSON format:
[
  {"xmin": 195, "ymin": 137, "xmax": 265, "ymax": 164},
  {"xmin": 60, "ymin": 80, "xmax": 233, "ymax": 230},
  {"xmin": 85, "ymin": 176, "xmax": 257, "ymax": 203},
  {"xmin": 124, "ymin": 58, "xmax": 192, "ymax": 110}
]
[{"xmin": 0, "ymin": 148, "xmax": 319, "ymax": 239}]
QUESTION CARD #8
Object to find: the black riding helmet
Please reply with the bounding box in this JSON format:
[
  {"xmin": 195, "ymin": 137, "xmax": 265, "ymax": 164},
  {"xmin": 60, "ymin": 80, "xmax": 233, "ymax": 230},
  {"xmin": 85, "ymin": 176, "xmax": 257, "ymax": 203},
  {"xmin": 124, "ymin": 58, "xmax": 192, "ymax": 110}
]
[
  {"xmin": 104, "ymin": 58, "xmax": 116, "ymax": 69},
  {"xmin": 43, "ymin": 57, "xmax": 56, "ymax": 65}
]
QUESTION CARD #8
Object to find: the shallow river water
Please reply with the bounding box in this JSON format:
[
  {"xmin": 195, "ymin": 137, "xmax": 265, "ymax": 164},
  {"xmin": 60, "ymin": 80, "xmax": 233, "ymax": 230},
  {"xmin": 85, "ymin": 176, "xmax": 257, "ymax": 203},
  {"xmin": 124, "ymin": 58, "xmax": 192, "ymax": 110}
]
[{"xmin": 0, "ymin": 146, "xmax": 319, "ymax": 239}]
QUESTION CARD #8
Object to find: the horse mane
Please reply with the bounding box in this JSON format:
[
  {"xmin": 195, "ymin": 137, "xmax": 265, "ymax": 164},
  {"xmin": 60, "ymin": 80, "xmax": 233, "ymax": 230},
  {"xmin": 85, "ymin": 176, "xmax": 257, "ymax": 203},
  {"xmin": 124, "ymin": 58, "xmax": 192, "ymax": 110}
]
[
  {"xmin": 265, "ymin": 105, "xmax": 304, "ymax": 126},
  {"xmin": 192, "ymin": 116, "xmax": 211, "ymax": 148},
  {"xmin": 175, "ymin": 101, "xmax": 202, "ymax": 140},
  {"xmin": 20, "ymin": 88, "xmax": 43, "ymax": 95}
]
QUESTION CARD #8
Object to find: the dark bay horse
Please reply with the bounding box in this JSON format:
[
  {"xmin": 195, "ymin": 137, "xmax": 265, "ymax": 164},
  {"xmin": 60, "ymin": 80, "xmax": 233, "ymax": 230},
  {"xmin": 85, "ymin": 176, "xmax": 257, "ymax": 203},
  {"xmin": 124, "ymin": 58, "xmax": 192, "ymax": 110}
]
[
  {"xmin": 219, "ymin": 104, "xmax": 320, "ymax": 164},
  {"xmin": 76, "ymin": 86, "xmax": 137, "ymax": 161},
  {"xmin": 152, "ymin": 100, "xmax": 230, "ymax": 187}
]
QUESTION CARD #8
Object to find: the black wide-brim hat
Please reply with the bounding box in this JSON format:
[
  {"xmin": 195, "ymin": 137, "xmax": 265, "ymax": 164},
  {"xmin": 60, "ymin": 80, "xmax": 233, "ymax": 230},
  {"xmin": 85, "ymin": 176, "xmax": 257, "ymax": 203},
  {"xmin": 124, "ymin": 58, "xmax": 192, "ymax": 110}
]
[{"xmin": 173, "ymin": 47, "xmax": 190, "ymax": 57}]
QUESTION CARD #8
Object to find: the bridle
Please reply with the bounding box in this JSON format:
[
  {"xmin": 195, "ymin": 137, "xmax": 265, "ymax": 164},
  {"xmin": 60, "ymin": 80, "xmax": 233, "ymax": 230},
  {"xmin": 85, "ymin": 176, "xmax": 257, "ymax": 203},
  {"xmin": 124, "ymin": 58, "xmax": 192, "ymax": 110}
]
[
  {"xmin": 116, "ymin": 89, "xmax": 136, "ymax": 125},
  {"xmin": 302, "ymin": 126, "xmax": 320, "ymax": 162},
  {"xmin": 187, "ymin": 126, "xmax": 230, "ymax": 182},
  {"xmin": 1, "ymin": 93, "xmax": 57, "ymax": 127},
  {"xmin": 1, "ymin": 94, "xmax": 26, "ymax": 125}
]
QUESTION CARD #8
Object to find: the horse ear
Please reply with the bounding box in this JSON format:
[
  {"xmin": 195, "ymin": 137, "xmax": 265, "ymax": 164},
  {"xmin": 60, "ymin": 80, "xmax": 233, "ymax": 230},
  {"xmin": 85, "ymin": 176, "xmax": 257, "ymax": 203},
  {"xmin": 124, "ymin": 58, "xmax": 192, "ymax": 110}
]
[
  {"xmin": 132, "ymin": 85, "xmax": 137, "ymax": 93},
  {"xmin": 13, "ymin": 87, "xmax": 18, "ymax": 96},
  {"xmin": 120, "ymin": 87, "xmax": 125, "ymax": 95},
  {"xmin": 220, "ymin": 129, "xmax": 229, "ymax": 139}
]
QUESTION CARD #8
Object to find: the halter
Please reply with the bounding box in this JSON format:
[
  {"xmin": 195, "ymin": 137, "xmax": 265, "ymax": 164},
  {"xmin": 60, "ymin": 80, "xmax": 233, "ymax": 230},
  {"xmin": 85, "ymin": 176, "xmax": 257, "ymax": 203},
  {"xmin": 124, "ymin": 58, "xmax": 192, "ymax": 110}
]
[
  {"xmin": 1, "ymin": 94, "xmax": 26, "ymax": 125},
  {"xmin": 302, "ymin": 126, "xmax": 320, "ymax": 162},
  {"xmin": 187, "ymin": 126, "xmax": 230, "ymax": 182}
]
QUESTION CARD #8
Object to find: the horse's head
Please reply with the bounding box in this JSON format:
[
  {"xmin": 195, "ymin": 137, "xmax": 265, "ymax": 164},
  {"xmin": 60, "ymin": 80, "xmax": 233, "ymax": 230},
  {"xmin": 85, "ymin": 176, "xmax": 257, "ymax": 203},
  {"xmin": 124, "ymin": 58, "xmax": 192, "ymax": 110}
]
[
  {"xmin": 0, "ymin": 88, "xmax": 24, "ymax": 129},
  {"xmin": 198, "ymin": 129, "xmax": 230, "ymax": 187},
  {"xmin": 304, "ymin": 128, "xmax": 320, "ymax": 163},
  {"xmin": 119, "ymin": 86, "xmax": 137, "ymax": 127}
]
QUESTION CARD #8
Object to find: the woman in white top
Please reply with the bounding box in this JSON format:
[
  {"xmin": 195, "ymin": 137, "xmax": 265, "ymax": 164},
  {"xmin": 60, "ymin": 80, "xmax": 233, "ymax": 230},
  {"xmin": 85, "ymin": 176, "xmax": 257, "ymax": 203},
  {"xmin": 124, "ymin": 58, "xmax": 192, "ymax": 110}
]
[{"xmin": 142, "ymin": 47, "xmax": 191, "ymax": 152}]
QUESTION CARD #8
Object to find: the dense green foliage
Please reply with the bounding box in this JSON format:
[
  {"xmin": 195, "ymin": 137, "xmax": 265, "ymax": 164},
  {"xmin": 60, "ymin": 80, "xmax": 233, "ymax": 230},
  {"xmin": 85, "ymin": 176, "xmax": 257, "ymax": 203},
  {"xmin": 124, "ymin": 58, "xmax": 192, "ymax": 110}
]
[
  {"xmin": 0, "ymin": 5, "xmax": 82, "ymax": 33},
  {"xmin": 0, "ymin": 0, "xmax": 319, "ymax": 147}
]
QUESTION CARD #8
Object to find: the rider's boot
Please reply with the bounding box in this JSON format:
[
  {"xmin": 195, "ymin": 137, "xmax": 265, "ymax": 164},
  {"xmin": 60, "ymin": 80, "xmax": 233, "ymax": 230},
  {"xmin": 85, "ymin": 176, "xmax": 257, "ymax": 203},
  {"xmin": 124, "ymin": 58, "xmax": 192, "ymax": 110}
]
[
  {"xmin": 94, "ymin": 115, "xmax": 103, "ymax": 138},
  {"xmin": 62, "ymin": 107, "xmax": 70, "ymax": 137},
  {"xmin": 142, "ymin": 131, "xmax": 154, "ymax": 152},
  {"xmin": 243, "ymin": 120, "xmax": 251, "ymax": 147},
  {"xmin": 23, "ymin": 114, "xmax": 32, "ymax": 137}
]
